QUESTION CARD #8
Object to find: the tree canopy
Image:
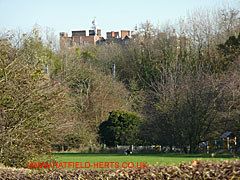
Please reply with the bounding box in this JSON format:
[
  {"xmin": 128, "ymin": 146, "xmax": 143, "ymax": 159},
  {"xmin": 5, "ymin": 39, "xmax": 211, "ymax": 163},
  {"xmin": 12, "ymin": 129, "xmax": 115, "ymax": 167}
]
[{"xmin": 99, "ymin": 110, "xmax": 142, "ymax": 147}]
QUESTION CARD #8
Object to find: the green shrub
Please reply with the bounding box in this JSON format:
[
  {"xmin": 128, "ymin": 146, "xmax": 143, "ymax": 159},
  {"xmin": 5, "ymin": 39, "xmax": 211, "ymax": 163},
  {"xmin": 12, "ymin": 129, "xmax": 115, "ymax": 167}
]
[{"xmin": 99, "ymin": 110, "xmax": 142, "ymax": 147}]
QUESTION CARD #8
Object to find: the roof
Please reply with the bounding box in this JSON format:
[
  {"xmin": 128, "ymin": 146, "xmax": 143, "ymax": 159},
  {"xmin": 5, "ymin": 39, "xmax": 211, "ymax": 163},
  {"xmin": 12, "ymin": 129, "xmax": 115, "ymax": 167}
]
[{"xmin": 220, "ymin": 131, "xmax": 232, "ymax": 138}]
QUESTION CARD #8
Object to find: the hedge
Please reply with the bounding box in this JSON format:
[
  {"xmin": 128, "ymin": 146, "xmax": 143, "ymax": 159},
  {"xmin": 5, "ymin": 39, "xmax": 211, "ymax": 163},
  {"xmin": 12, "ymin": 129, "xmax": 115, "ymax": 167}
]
[{"xmin": 0, "ymin": 161, "xmax": 240, "ymax": 179}]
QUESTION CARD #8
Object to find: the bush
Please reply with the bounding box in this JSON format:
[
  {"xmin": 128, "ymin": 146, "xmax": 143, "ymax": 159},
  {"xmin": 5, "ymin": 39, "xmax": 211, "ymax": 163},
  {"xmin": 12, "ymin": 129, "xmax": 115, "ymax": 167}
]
[
  {"xmin": 99, "ymin": 110, "xmax": 142, "ymax": 147},
  {"xmin": 1, "ymin": 161, "xmax": 240, "ymax": 179},
  {"xmin": 0, "ymin": 29, "xmax": 63, "ymax": 168}
]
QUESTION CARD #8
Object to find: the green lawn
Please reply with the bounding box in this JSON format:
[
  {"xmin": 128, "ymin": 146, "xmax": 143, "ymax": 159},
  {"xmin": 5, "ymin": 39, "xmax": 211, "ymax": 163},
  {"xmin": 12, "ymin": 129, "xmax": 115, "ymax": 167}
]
[{"xmin": 51, "ymin": 153, "xmax": 240, "ymax": 169}]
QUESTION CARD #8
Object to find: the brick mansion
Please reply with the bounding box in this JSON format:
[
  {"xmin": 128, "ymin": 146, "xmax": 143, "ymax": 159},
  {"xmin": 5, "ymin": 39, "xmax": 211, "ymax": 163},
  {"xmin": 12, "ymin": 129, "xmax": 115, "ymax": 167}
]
[
  {"xmin": 60, "ymin": 18, "xmax": 189, "ymax": 49},
  {"xmin": 60, "ymin": 18, "xmax": 136, "ymax": 48}
]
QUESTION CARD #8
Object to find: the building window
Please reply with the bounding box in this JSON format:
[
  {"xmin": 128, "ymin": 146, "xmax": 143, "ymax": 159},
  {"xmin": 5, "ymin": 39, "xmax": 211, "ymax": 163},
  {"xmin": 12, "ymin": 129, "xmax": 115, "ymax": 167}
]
[
  {"xmin": 84, "ymin": 41, "xmax": 89, "ymax": 46},
  {"xmin": 76, "ymin": 41, "xmax": 80, "ymax": 46}
]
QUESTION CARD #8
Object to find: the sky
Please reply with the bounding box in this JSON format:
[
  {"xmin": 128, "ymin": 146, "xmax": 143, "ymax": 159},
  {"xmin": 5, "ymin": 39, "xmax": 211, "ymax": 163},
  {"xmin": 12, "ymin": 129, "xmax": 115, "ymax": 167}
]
[{"xmin": 0, "ymin": 0, "xmax": 238, "ymax": 38}]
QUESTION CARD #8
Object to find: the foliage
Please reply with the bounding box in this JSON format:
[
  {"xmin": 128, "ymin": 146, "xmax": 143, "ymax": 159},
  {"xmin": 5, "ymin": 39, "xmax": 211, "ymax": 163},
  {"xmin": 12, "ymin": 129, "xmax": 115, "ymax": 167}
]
[
  {"xmin": 1, "ymin": 161, "xmax": 240, "ymax": 179},
  {"xmin": 81, "ymin": 49, "xmax": 97, "ymax": 61},
  {"xmin": 0, "ymin": 30, "xmax": 65, "ymax": 167},
  {"xmin": 52, "ymin": 47, "xmax": 130, "ymax": 148},
  {"xmin": 142, "ymin": 73, "xmax": 230, "ymax": 153},
  {"xmin": 99, "ymin": 110, "xmax": 142, "ymax": 147},
  {"xmin": 91, "ymin": 7, "xmax": 240, "ymax": 152},
  {"xmin": 217, "ymin": 33, "xmax": 240, "ymax": 71},
  {"xmin": 218, "ymin": 33, "xmax": 240, "ymax": 57}
]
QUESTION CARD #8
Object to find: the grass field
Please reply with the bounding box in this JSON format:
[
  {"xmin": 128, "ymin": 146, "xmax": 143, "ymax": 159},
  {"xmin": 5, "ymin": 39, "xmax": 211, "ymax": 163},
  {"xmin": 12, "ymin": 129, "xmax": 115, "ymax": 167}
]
[{"xmin": 52, "ymin": 153, "xmax": 240, "ymax": 169}]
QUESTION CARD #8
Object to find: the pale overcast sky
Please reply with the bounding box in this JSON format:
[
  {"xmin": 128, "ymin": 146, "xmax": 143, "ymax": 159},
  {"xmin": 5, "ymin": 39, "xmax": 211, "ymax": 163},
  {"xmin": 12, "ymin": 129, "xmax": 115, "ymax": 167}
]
[{"xmin": 0, "ymin": 0, "xmax": 238, "ymax": 37}]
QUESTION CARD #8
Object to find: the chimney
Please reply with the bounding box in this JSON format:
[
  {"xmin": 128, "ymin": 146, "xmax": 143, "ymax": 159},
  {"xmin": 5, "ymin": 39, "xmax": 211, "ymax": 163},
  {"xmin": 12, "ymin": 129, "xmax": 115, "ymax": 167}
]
[
  {"xmin": 121, "ymin": 30, "xmax": 130, "ymax": 39},
  {"xmin": 89, "ymin": 30, "xmax": 95, "ymax": 36},
  {"xmin": 72, "ymin": 30, "xmax": 86, "ymax": 37},
  {"xmin": 60, "ymin": 32, "xmax": 68, "ymax": 37},
  {"xmin": 97, "ymin": 29, "xmax": 101, "ymax": 36}
]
